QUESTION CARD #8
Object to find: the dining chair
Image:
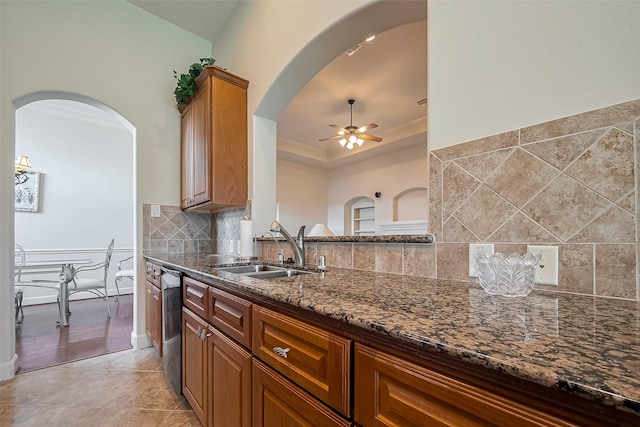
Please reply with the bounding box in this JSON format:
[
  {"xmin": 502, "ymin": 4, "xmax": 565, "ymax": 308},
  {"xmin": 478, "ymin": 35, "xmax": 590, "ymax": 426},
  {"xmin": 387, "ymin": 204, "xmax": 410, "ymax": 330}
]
[
  {"xmin": 68, "ymin": 238, "xmax": 115, "ymax": 317},
  {"xmin": 14, "ymin": 244, "xmax": 63, "ymax": 325},
  {"xmin": 113, "ymin": 256, "xmax": 134, "ymax": 302},
  {"xmin": 14, "ymin": 244, "xmax": 26, "ymax": 324}
]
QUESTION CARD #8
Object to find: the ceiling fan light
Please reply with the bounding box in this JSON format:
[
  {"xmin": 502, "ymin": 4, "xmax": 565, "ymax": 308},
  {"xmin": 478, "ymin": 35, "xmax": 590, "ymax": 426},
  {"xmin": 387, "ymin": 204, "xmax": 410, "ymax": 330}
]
[
  {"xmin": 349, "ymin": 134, "xmax": 357, "ymax": 143},
  {"xmin": 356, "ymin": 138, "xmax": 364, "ymax": 146},
  {"xmin": 346, "ymin": 142, "xmax": 354, "ymax": 149},
  {"xmin": 338, "ymin": 130, "xmax": 345, "ymax": 136},
  {"xmin": 339, "ymin": 138, "xmax": 347, "ymax": 147}
]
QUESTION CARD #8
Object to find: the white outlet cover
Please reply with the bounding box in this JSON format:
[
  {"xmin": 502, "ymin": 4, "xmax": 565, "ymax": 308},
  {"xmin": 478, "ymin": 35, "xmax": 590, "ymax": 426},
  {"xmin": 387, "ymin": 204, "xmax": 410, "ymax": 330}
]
[
  {"xmin": 469, "ymin": 243, "xmax": 494, "ymax": 277},
  {"xmin": 150, "ymin": 204, "xmax": 161, "ymax": 218},
  {"xmin": 527, "ymin": 245, "xmax": 559, "ymax": 285}
]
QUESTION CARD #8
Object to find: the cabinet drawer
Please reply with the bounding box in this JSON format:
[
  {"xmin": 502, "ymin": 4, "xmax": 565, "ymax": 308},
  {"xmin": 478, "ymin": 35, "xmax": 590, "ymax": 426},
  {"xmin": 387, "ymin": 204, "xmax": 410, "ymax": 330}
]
[
  {"xmin": 183, "ymin": 276, "xmax": 209, "ymax": 319},
  {"xmin": 252, "ymin": 305, "xmax": 351, "ymax": 417},
  {"xmin": 145, "ymin": 261, "xmax": 161, "ymax": 286},
  {"xmin": 354, "ymin": 343, "xmax": 573, "ymax": 427},
  {"xmin": 209, "ymin": 287, "xmax": 252, "ymax": 348},
  {"xmin": 253, "ymin": 359, "xmax": 351, "ymax": 427}
]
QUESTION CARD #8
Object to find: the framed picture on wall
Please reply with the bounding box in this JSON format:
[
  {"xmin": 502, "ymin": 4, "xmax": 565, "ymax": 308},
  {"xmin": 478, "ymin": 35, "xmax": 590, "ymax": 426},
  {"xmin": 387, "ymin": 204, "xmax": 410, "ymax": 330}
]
[{"xmin": 15, "ymin": 171, "xmax": 41, "ymax": 212}]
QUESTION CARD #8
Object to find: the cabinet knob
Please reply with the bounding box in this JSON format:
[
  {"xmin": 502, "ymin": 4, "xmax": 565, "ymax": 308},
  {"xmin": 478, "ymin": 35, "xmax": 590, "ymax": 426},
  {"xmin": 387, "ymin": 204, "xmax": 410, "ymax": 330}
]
[
  {"xmin": 196, "ymin": 326, "xmax": 210, "ymax": 342},
  {"xmin": 273, "ymin": 346, "xmax": 290, "ymax": 358}
]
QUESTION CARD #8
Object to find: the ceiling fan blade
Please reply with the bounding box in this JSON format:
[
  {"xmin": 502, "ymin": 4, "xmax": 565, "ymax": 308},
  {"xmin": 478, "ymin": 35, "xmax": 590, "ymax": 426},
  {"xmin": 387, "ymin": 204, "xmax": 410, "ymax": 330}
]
[
  {"xmin": 359, "ymin": 133, "xmax": 383, "ymax": 142},
  {"xmin": 328, "ymin": 124, "xmax": 349, "ymax": 133},
  {"xmin": 358, "ymin": 123, "xmax": 378, "ymax": 133},
  {"xmin": 318, "ymin": 134, "xmax": 344, "ymax": 142}
]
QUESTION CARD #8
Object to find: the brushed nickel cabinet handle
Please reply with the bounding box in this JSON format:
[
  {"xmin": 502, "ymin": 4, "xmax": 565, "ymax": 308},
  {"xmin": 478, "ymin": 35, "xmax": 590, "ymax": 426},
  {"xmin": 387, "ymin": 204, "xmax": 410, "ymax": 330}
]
[{"xmin": 273, "ymin": 347, "xmax": 290, "ymax": 358}]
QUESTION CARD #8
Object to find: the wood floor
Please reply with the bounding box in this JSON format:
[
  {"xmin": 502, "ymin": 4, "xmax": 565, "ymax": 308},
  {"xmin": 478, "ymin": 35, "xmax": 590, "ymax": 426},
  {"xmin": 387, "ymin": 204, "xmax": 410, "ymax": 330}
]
[{"xmin": 15, "ymin": 294, "xmax": 133, "ymax": 373}]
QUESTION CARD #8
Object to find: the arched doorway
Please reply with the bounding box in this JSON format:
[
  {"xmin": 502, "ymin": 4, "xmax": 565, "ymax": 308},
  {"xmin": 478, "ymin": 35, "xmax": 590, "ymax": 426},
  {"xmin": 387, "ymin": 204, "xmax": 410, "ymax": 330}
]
[{"xmin": 12, "ymin": 92, "xmax": 136, "ymax": 372}]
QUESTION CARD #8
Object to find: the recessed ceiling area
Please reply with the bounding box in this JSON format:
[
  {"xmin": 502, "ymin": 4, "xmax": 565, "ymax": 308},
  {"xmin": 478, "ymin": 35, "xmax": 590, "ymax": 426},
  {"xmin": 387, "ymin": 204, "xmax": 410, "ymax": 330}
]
[{"xmin": 277, "ymin": 20, "xmax": 427, "ymax": 169}]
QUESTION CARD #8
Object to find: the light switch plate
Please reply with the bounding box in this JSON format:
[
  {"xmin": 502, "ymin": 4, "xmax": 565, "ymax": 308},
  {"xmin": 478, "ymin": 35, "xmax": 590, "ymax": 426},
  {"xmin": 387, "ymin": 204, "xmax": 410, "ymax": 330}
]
[
  {"xmin": 469, "ymin": 243, "xmax": 494, "ymax": 277},
  {"xmin": 151, "ymin": 204, "xmax": 161, "ymax": 218},
  {"xmin": 527, "ymin": 245, "xmax": 559, "ymax": 285}
]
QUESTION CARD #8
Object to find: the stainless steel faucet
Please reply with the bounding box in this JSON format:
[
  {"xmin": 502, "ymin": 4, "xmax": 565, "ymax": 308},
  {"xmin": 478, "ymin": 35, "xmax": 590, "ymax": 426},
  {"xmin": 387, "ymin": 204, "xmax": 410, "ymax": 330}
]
[{"xmin": 270, "ymin": 221, "xmax": 305, "ymax": 267}]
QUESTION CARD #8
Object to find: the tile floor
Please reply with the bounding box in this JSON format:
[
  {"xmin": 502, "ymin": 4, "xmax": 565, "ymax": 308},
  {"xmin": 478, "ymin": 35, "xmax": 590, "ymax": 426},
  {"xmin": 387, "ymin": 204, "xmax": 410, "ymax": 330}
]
[{"xmin": 0, "ymin": 347, "xmax": 200, "ymax": 426}]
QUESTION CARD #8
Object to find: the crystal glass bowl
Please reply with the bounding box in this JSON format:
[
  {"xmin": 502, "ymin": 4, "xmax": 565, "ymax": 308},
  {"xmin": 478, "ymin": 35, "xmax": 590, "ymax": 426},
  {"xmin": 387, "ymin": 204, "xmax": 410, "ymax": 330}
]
[{"xmin": 474, "ymin": 252, "xmax": 541, "ymax": 297}]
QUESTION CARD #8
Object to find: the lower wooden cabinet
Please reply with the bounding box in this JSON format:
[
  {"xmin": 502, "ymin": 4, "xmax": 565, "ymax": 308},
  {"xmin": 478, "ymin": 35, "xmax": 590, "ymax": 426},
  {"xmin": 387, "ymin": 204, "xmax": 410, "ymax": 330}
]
[
  {"xmin": 183, "ymin": 307, "xmax": 208, "ymax": 425},
  {"xmin": 145, "ymin": 279, "xmax": 162, "ymax": 356},
  {"xmin": 208, "ymin": 325, "xmax": 252, "ymax": 427},
  {"xmin": 183, "ymin": 306, "xmax": 252, "ymax": 427},
  {"xmin": 354, "ymin": 343, "xmax": 573, "ymax": 427},
  {"xmin": 252, "ymin": 358, "xmax": 351, "ymax": 427}
]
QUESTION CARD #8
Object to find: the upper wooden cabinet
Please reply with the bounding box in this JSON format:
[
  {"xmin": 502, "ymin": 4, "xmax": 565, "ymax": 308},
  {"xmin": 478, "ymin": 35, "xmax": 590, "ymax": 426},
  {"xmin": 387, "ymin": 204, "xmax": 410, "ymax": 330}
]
[{"xmin": 180, "ymin": 66, "xmax": 249, "ymax": 211}]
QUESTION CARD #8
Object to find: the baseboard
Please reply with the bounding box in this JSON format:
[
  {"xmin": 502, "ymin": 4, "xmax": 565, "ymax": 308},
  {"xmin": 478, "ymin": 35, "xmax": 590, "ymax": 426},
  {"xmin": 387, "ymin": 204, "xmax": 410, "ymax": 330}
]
[
  {"xmin": 131, "ymin": 330, "xmax": 152, "ymax": 349},
  {"xmin": 0, "ymin": 353, "xmax": 19, "ymax": 381}
]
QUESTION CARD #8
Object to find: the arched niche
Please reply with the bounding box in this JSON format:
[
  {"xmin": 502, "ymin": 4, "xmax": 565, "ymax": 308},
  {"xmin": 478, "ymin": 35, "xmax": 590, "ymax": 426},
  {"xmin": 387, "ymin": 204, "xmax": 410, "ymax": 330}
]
[
  {"xmin": 344, "ymin": 196, "xmax": 375, "ymax": 236},
  {"xmin": 393, "ymin": 187, "xmax": 428, "ymax": 221}
]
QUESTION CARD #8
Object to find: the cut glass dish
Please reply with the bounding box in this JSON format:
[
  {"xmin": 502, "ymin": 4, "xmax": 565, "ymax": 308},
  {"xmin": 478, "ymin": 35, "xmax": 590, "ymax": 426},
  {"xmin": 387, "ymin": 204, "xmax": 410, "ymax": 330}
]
[{"xmin": 474, "ymin": 252, "xmax": 541, "ymax": 297}]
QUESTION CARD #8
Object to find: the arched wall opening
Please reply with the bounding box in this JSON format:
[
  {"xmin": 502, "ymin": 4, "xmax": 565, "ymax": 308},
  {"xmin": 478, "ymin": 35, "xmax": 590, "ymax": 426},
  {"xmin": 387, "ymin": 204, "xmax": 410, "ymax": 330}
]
[
  {"xmin": 249, "ymin": 0, "xmax": 427, "ymax": 234},
  {"xmin": 6, "ymin": 91, "xmax": 136, "ymax": 375}
]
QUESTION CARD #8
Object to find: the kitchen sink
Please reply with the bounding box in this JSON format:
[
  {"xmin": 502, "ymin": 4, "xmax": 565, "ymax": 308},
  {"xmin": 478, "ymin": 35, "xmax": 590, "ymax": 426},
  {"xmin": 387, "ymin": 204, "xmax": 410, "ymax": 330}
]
[{"xmin": 216, "ymin": 264, "xmax": 314, "ymax": 279}]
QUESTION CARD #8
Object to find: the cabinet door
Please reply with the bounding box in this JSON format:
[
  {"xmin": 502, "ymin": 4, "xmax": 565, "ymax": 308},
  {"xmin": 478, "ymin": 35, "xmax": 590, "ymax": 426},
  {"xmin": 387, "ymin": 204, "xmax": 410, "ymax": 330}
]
[
  {"xmin": 145, "ymin": 280, "xmax": 153, "ymax": 340},
  {"xmin": 252, "ymin": 359, "xmax": 351, "ymax": 427},
  {"xmin": 208, "ymin": 326, "xmax": 252, "ymax": 427},
  {"xmin": 180, "ymin": 78, "xmax": 211, "ymax": 209},
  {"xmin": 151, "ymin": 284, "xmax": 162, "ymax": 357},
  {"xmin": 354, "ymin": 343, "xmax": 572, "ymax": 427},
  {"xmin": 183, "ymin": 307, "xmax": 209, "ymax": 426},
  {"xmin": 252, "ymin": 306, "xmax": 351, "ymax": 417},
  {"xmin": 190, "ymin": 78, "xmax": 210, "ymax": 207},
  {"xmin": 180, "ymin": 103, "xmax": 193, "ymax": 209}
]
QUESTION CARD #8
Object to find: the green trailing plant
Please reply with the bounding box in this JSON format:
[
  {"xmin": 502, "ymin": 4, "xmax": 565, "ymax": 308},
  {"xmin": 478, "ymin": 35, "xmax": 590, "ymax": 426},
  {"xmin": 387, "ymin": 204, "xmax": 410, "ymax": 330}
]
[{"xmin": 173, "ymin": 57, "xmax": 216, "ymax": 106}]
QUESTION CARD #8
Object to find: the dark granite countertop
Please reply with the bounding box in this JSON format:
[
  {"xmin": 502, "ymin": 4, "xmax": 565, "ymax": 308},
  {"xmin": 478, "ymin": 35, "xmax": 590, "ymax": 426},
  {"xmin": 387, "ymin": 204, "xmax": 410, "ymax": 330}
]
[{"xmin": 145, "ymin": 253, "xmax": 640, "ymax": 415}]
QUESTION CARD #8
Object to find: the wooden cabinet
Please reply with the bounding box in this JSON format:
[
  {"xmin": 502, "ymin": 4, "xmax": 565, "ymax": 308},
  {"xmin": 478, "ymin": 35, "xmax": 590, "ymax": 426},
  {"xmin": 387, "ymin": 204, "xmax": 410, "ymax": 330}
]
[
  {"xmin": 209, "ymin": 286, "xmax": 252, "ymax": 348},
  {"xmin": 252, "ymin": 305, "xmax": 351, "ymax": 418},
  {"xmin": 354, "ymin": 343, "xmax": 573, "ymax": 427},
  {"xmin": 183, "ymin": 276, "xmax": 209, "ymax": 319},
  {"xmin": 182, "ymin": 277, "xmax": 253, "ymax": 427},
  {"xmin": 252, "ymin": 358, "xmax": 351, "ymax": 427},
  {"xmin": 145, "ymin": 262, "xmax": 162, "ymax": 356},
  {"xmin": 180, "ymin": 66, "xmax": 249, "ymax": 211},
  {"xmin": 208, "ymin": 325, "xmax": 252, "ymax": 427},
  {"xmin": 183, "ymin": 307, "xmax": 209, "ymax": 425}
]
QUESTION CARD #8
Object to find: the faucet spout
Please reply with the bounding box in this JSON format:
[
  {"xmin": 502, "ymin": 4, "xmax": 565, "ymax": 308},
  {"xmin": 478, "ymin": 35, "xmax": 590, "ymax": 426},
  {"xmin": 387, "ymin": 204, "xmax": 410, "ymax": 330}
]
[{"xmin": 270, "ymin": 221, "xmax": 305, "ymax": 267}]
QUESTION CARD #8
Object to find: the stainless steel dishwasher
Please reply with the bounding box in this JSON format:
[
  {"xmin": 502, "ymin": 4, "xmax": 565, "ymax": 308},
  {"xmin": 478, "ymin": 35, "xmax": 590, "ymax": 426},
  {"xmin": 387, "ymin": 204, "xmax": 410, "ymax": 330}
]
[{"xmin": 160, "ymin": 267, "xmax": 182, "ymax": 395}]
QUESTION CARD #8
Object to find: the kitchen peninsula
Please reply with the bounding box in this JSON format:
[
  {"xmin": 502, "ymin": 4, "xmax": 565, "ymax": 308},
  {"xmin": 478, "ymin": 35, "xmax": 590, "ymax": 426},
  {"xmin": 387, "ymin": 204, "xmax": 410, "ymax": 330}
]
[{"xmin": 146, "ymin": 253, "xmax": 640, "ymax": 426}]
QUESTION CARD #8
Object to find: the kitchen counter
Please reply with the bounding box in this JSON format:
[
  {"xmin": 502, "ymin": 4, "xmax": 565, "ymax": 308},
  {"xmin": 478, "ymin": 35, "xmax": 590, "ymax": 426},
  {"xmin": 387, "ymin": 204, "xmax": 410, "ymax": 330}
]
[{"xmin": 146, "ymin": 253, "xmax": 640, "ymax": 416}]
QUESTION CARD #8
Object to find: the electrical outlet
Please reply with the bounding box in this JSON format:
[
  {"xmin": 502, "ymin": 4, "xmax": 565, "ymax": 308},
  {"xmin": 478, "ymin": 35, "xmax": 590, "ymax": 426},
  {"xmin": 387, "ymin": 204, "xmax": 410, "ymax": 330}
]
[
  {"xmin": 527, "ymin": 245, "xmax": 558, "ymax": 285},
  {"xmin": 469, "ymin": 243, "xmax": 494, "ymax": 277},
  {"xmin": 150, "ymin": 204, "xmax": 161, "ymax": 218}
]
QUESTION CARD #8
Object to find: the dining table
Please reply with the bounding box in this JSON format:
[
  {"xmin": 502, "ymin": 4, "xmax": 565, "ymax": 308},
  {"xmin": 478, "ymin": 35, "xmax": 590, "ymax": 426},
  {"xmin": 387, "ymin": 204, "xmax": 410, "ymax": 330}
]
[{"xmin": 15, "ymin": 258, "xmax": 93, "ymax": 327}]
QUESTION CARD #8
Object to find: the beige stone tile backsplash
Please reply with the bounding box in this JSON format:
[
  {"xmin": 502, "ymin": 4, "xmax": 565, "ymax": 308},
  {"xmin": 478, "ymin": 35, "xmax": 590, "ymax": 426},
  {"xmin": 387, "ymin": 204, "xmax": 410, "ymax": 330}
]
[
  {"xmin": 142, "ymin": 204, "xmax": 213, "ymax": 254},
  {"xmin": 430, "ymin": 99, "xmax": 640, "ymax": 300}
]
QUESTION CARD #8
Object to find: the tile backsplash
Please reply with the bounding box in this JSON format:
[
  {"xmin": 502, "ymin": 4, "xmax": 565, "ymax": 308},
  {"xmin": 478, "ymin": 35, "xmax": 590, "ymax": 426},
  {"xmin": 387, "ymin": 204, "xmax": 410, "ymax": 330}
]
[
  {"xmin": 430, "ymin": 99, "xmax": 640, "ymax": 300},
  {"xmin": 142, "ymin": 204, "xmax": 213, "ymax": 254}
]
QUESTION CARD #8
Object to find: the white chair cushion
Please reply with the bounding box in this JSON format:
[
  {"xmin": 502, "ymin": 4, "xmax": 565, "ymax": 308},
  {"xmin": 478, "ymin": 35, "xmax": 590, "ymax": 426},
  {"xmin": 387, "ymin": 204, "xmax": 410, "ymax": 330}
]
[
  {"xmin": 72, "ymin": 278, "xmax": 106, "ymax": 291},
  {"xmin": 115, "ymin": 269, "xmax": 134, "ymax": 279}
]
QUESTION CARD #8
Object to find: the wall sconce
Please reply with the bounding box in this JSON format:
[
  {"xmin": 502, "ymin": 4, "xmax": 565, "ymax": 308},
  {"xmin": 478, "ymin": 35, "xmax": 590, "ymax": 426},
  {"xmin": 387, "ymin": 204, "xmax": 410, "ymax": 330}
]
[{"xmin": 15, "ymin": 155, "xmax": 32, "ymax": 185}]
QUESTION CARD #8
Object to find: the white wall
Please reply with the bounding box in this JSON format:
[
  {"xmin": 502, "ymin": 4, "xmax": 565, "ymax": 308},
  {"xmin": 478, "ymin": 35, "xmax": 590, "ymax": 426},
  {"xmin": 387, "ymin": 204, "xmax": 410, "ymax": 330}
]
[
  {"xmin": 277, "ymin": 159, "xmax": 328, "ymax": 234},
  {"xmin": 16, "ymin": 101, "xmax": 133, "ymax": 249},
  {"xmin": 327, "ymin": 143, "xmax": 427, "ymax": 235},
  {"xmin": 428, "ymin": 0, "xmax": 640, "ymax": 149},
  {"xmin": 0, "ymin": 0, "xmax": 211, "ymax": 378}
]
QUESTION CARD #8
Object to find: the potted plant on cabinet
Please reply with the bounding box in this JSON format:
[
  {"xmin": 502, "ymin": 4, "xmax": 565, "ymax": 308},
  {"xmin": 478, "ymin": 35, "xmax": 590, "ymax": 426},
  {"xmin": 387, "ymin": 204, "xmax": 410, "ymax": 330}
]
[{"xmin": 173, "ymin": 57, "xmax": 215, "ymax": 106}]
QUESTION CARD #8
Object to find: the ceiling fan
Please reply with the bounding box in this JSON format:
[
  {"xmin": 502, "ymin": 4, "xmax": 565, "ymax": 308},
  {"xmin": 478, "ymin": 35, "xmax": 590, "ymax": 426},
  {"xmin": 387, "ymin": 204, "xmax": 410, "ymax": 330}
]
[{"xmin": 319, "ymin": 99, "xmax": 383, "ymax": 149}]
